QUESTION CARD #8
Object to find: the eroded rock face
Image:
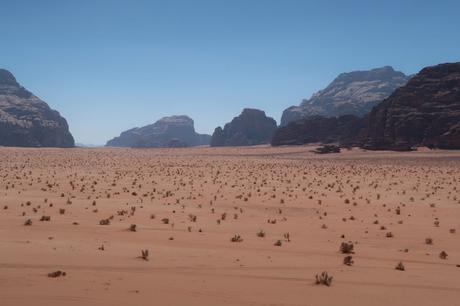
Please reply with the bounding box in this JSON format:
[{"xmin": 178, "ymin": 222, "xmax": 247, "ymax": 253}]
[
  {"xmin": 281, "ymin": 66, "xmax": 410, "ymax": 126},
  {"xmin": 272, "ymin": 115, "xmax": 365, "ymax": 146},
  {"xmin": 0, "ymin": 69, "xmax": 74, "ymax": 147},
  {"xmin": 210, "ymin": 108, "xmax": 277, "ymax": 146},
  {"xmin": 106, "ymin": 115, "xmax": 210, "ymax": 147},
  {"xmin": 362, "ymin": 62, "xmax": 460, "ymax": 150},
  {"xmin": 274, "ymin": 62, "xmax": 460, "ymax": 151}
]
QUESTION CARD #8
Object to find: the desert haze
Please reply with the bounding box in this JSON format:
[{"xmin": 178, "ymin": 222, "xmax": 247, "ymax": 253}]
[{"xmin": 0, "ymin": 146, "xmax": 459, "ymax": 306}]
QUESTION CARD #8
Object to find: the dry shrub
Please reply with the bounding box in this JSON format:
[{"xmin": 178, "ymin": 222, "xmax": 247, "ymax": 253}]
[
  {"xmin": 230, "ymin": 234, "xmax": 243, "ymax": 242},
  {"xmin": 141, "ymin": 249, "xmax": 149, "ymax": 261},
  {"xmin": 315, "ymin": 271, "xmax": 333, "ymax": 286},
  {"xmin": 340, "ymin": 242, "xmax": 354, "ymax": 254},
  {"xmin": 343, "ymin": 255, "xmax": 354, "ymax": 266},
  {"xmin": 395, "ymin": 262, "xmax": 405, "ymax": 271}
]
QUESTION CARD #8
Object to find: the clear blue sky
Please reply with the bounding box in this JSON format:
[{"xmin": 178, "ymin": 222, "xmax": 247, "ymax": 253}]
[{"xmin": 1, "ymin": 0, "xmax": 459, "ymax": 144}]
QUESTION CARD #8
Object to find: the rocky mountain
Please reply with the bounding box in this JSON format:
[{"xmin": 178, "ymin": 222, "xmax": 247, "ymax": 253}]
[
  {"xmin": 0, "ymin": 69, "xmax": 74, "ymax": 147},
  {"xmin": 281, "ymin": 66, "xmax": 410, "ymax": 126},
  {"xmin": 272, "ymin": 115, "xmax": 365, "ymax": 146},
  {"xmin": 273, "ymin": 62, "xmax": 460, "ymax": 151},
  {"xmin": 211, "ymin": 108, "xmax": 277, "ymax": 146},
  {"xmin": 106, "ymin": 115, "xmax": 211, "ymax": 148},
  {"xmin": 362, "ymin": 62, "xmax": 460, "ymax": 150}
]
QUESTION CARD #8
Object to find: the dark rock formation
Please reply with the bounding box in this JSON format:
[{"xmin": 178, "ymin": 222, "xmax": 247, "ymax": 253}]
[
  {"xmin": 210, "ymin": 108, "xmax": 277, "ymax": 146},
  {"xmin": 312, "ymin": 145, "xmax": 341, "ymax": 154},
  {"xmin": 210, "ymin": 127, "xmax": 225, "ymax": 147},
  {"xmin": 166, "ymin": 138, "xmax": 189, "ymax": 148},
  {"xmin": 281, "ymin": 66, "xmax": 409, "ymax": 126},
  {"xmin": 362, "ymin": 62, "xmax": 460, "ymax": 150},
  {"xmin": 0, "ymin": 69, "xmax": 74, "ymax": 147},
  {"xmin": 271, "ymin": 115, "xmax": 365, "ymax": 146},
  {"xmin": 274, "ymin": 62, "xmax": 460, "ymax": 151},
  {"xmin": 106, "ymin": 115, "xmax": 210, "ymax": 148}
]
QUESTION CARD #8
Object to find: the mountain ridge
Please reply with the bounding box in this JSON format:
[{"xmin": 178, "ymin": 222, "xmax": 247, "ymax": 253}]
[
  {"xmin": 273, "ymin": 62, "xmax": 460, "ymax": 151},
  {"xmin": 281, "ymin": 66, "xmax": 410, "ymax": 126}
]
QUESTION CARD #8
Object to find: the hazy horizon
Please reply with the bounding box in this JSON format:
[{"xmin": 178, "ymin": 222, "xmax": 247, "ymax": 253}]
[{"xmin": 2, "ymin": 0, "xmax": 460, "ymax": 144}]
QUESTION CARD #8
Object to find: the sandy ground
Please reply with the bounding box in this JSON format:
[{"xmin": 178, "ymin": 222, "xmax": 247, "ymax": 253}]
[{"xmin": 0, "ymin": 145, "xmax": 459, "ymax": 306}]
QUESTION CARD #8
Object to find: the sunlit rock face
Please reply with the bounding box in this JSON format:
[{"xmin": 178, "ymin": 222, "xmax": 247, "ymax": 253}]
[
  {"xmin": 281, "ymin": 66, "xmax": 410, "ymax": 126},
  {"xmin": 0, "ymin": 69, "xmax": 74, "ymax": 147}
]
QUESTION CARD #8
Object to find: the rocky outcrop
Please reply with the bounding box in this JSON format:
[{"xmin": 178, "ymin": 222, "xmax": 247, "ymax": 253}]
[
  {"xmin": 210, "ymin": 108, "xmax": 277, "ymax": 146},
  {"xmin": 106, "ymin": 115, "xmax": 210, "ymax": 148},
  {"xmin": 0, "ymin": 69, "xmax": 74, "ymax": 147},
  {"xmin": 271, "ymin": 115, "xmax": 365, "ymax": 146},
  {"xmin": 281, "ymin": 66, "xmax": 410, "ymax": 126},
  {"xmin": 273, "ymin": 62, "xmax": 460, "ymax": 151},
  {"xmin": 362, "ymin": 62, "xmax": 460, "ymax": 150}
]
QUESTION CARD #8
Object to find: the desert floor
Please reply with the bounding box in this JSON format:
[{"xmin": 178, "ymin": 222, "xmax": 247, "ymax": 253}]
[{"xmin": 0, "ymin": 146, "xmax": 459, "ymax": 306}]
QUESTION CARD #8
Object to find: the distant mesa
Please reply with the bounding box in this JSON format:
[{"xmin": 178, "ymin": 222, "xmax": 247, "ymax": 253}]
[
  {"xmin": 210, "ymin": 108, "xmax": 277, "ymax": 147},
  {"xmin": 273, "ymin": 62, "xmax": 460, "ymax": 151},
  {"xmin": 280, "ymin": 66, "xmax": 410, "ymax": 126},
  {"xmin": 106, "ymin": 115, "xmax": 211, "ymax": 148},
  {"xmin": 0, "ymin": 69, "xmax": 75, "ymax": 147}
]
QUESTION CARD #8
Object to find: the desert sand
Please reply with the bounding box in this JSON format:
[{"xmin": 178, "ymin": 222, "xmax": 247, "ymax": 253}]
[{"xmin": 0, "ymin": 146, "xmax": 459, "ymax": 306}]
